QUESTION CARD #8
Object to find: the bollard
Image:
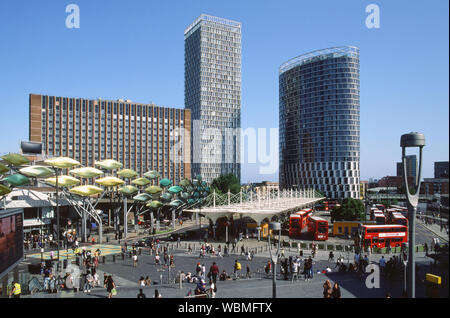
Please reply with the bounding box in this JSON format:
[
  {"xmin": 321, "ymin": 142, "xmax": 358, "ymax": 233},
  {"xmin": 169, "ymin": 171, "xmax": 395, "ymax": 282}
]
[
  {"xmin": 103, "ymin": 256, "xmax": 106, "ymax": 264},
  {"xmin": 185, "ymin": 243, "xmax": 187, "ymax": 249},
  {"xmin": 122, "ymin": 253, "xmax": 125, "ymax": 260},
  {"xmin": 139, "ymin": 248, "xmax": 142, "ymax": 255},
  {"xmin": 106, "ymin": 237, "xmax": 109, "ymax": 243},
  {"xmin": 113, "ymin": 255, "xmax": 116, "ymax": 262}
]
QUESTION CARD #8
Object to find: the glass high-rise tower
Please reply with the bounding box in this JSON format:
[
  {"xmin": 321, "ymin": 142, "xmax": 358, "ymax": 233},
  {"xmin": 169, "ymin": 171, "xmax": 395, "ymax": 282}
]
[
  {"xmin": 279, "ymin": 46, "xmax": 360, "ymax": 199},
  {"xmin": 184, "ymin": 14, "xmax": 241, "ymax": 183}
]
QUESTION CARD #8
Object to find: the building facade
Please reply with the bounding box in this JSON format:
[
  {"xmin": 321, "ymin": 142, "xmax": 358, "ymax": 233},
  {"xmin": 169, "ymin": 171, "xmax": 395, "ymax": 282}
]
[
  {"xmin": 29, "ymin": 94, "xmax": 191, "ymax": 183},
  {"xmin": 434, "ymin": 161, "xmax": 449, "ymax": 178},
  {"xmin": 279, "ymin": 46, "xmax": 360, "ymax": 199},
  {"xmin": 184, "ymin": 14, "xmax": 241, "ymax": 183},
  {"xmin": 396, "ymin": 155, "xmax": 417, "ymax": 179}
]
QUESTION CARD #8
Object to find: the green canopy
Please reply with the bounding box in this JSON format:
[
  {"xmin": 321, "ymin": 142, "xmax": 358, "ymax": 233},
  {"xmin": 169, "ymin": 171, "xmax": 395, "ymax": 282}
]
[
  {"xmin": 2, "ymin": 174, "xmax": 30, "ymax": 187},
  {"xmin": 144, "ymin": 170, "xmax": 160, "ymax": 179},
  {"xmin": 95, "ymin": 159, "xmax": 123, "ymax": 170},
  {"xmin": 187, "ymin": 198, "xmax": 196, "ymax": 205},
  {"xmin": 145, "ymin": 185, "xmax": 163, "ymax": 194},
  {"xmin": 0, "ymin": 184, "xmax": 12, "ymax": 196},
  {"xmin": 146, "ymin": 200, "xmax": 163, "ymax": 209},
  {"xmin": 161, "ymin": 192, "xmax": 172, "ymax": 201},
  {"xmin": 119, "ymin": 185, "xmax": 139, "ymax": 195},
  {"xmin": 0, "ymin": 163, "xmax": 9, "ymax": 174},
  {"xmin": 19, "ymin": 165, "xmax": 54, "ymax": 178},
  {"xmin": 168, "ymin": 186, "xmax": 183, "ymax": 194},
  {"xmin": 169, "ymin": 199, "xmax": 184, "ymax": 207},
  {"xmin": 45, "ymin": 175, "xmax": 80, "ymax": 187},
  {"xmin": 133, "ymin": 193, "xmax": 152, "ymax": 202},
  {"xmin": 44, "ymin": 157, "xmax": 81, "ymax": 169},
  {"xmin": 95, "ymin": 176, "xmax": 124, "ymax": 187},
  {"xmin": 117, "ymin": 169, "xmax": 138, "ymax": 179},
  {"xmin": 1, "ymin": 153, "xmax": 30, "ymax": 166},
  {"xmin": 179, "ymin": 179, "xmax": 190, "ymax": 187},
  {"xmin": 131, "ymin": 177, "xmax": 151, "ymax": 187},
  {"xmin": 181, "ymin": 192, "xmax": 190, "ymax": 200},
  {"xmin": 159, "ymin": 178, "xmax": 172, "ymax": 187},
  {"xmin": 69, "ymin": 167, "xmax": 104, "ymax": 178},
  {"xmin": 69, "ymin": 185, "xmax": 104, "ymax": 197}
]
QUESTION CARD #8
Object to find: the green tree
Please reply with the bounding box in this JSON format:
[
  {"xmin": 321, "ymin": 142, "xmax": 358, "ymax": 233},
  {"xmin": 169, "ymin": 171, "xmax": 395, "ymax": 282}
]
[
  {"xmin": 330, "ymin": 197, "xmax": 365, "ymax": 222},
  {"xmin": 211, "ymin": 174, "xmax": 241, "ymax": 195}
]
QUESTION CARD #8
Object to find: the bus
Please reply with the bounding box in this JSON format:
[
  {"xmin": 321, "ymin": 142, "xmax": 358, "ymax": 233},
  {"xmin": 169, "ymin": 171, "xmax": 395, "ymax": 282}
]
[
  {"xmin": 389, "ymin": 212, "xmax": 408, "ymax": 227},
  {"xmin": 307, "ymin": 216, "xmax": 329, "ymax": 241},
  {"xmin": 359, "ymin": 224, "xmax": 407, "ymax": 248},
  {"xmin": 375, "ymin": 204, "xmax": 385, "ymax": 212},
  {"xmin": 323, "ymin": 201, "xmax": 340, "ymax": 211},
  {"xmin": 370, "ymin": 208, "xmax": 383, "ymax": 221},
  {"xmin": 374, "ymin": 212, "xmax": 386, "ymax": 225},
  {"xmin": 289, "ymin": 208, "xmax": 313, "ymax": 237}
]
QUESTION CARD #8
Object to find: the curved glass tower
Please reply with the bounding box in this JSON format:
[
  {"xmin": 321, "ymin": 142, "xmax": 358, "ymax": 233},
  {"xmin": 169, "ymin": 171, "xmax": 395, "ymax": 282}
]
[{"xmin": 279, "ymin": 46, "xmax": 360, "ymax": 199}]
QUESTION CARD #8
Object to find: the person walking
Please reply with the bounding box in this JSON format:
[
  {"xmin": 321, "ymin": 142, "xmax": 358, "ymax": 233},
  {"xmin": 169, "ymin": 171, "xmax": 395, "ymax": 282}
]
[
  {"xmin": 154, "ymin": 289, "xmax": 162, "ymax": 298},
  {"xmin": 137, "ymin": 288, "xmax": 146, "ymax": 298},
  {"xmin": 210, "ymin": 262, "xmax": 219, "ymax": 284},
  {"xmin": 132, "ymin": 254, "xmax": 138, "ymax": 267},
  {"xmin": 83, "ymin": 270, "xmax": 93, "ymax": 294},
  {"xmin": 379, "ymin": 256, "xmax": 386, "ymax": 274},
  {"xmin": 246, "ymin": 264, "xmax": 251, "ymax": 279},
  {"xmin": 233, "ymin": 260, "xmax": 241, "ymax": 279},
  {"xmin": 106, "ymin": 275, "xmax": 116, "ymax": 298},
  {"xmin": 323, "ymin": 280, "xmax": 332, "ymax": 298},
  {"xmin": 331, "ymin": 282, "xmax": 341, "ymax": 298}
]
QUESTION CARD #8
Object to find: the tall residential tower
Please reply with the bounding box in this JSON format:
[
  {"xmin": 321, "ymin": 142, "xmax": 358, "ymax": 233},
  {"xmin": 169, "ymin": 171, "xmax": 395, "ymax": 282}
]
[
  {"xmin": 279, "ymin": 47, "xmax": 360, "ymax": 199},
  {"xmin": 184, "ymin": 14, "xmax": 241, "ymax": 183}
]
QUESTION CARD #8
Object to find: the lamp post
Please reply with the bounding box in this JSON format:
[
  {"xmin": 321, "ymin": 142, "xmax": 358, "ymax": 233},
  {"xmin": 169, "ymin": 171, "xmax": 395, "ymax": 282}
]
[
  {"xmin": 267, "ymin": 222, "xmax": 281, "ymax": 298},
  {"xmin": 400, "ymin": 132, "xmax": 425, "ymax": 298}
]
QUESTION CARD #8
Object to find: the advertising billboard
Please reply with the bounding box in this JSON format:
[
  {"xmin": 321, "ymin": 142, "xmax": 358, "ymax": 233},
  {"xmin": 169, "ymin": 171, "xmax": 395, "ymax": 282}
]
[{"xmin": 0, "ymin": 209, "xmax": 24, "ymax": 279}]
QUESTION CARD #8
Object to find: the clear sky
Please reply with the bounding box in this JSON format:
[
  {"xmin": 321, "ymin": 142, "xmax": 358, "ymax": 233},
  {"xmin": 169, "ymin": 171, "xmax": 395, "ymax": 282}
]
[{"xmin": 0, "ymin": 0, "xmax": 448, "ymax": 183}]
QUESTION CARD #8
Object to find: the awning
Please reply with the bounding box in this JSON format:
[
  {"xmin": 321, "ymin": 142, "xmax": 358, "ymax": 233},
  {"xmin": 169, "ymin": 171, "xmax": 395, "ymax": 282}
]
[{"xmin": 23, "ymin": 219, "xmax": 46, "ymax": 227}]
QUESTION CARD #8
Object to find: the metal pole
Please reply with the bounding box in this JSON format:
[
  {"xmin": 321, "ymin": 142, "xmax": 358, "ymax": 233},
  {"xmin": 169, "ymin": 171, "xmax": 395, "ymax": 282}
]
[
  {"xmin": 124, "ymin": 197, "xmax": 127, "ymax": 238},
  {"xmin": 55, "ymin": 169, "xmax": 60, "ymax": 261},
  {"xmin": 408, "ymin": 206, "xmax": 416, "ymax": 297}
]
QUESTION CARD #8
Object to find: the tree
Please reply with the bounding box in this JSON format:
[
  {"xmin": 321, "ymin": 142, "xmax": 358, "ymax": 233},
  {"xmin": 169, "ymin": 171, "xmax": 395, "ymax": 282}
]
[
  {"xmin": 330, "ymin": 197, "xmax": 365, "ymax": 222},
  {"xmin": 211, "ymin": 174, "xmax": 241, "ymax": 195}
]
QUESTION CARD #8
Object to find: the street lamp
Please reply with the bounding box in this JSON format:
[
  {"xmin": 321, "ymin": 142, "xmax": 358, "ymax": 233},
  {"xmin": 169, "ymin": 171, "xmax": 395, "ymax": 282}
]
[
  {"xmin": 400, "ymin": 132, "xmax": 425, "ymax": 298},
  {"xmin": 267, "ymin": 222, "xmax": 281, "ymax": 298}
]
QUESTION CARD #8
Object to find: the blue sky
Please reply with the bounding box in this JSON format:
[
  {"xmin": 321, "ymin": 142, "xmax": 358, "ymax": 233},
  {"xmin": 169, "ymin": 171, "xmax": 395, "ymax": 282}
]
[{"xmin": 0, "ymin": 0, "xmax": 448, "ymax": 183}]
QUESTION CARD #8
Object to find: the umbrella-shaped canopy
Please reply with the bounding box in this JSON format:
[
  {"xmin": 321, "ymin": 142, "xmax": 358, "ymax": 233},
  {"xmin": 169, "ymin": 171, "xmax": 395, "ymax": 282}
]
[
  {"xmin": 69, "ymin": 185, "xmax": 104, "ymax": 197},
  {"xmin": 1, "ymin": 153, "xmax": 30, "ymax": 166},
  {"xmin": 0, "ymin": 184, "xmax": 12, "ymax": 196},
  {"xmin": 95, "ymin": 159, "xmax": 123, "ymax": 170},
  {"xmin": 118, "ymin": 185, "xmax": 139, "ymax": 195},
  {"xmin": 131, "ymin": 177, "xmax": 151, "ymax": 187},
  {"xmin": 44, "ymin": 157, "xmax": 81, "ymax": 169},
  {"xmin": 179, "ymin": 179, "xmax": 190, "ymax": 187},
  {"xmin": 2, "ymin": 174, "xmax": 30, "ymax": 187},
  {"xmin": 95, "ymin": 176, "xmax": 124, "ymax": 187},
  {"xmin": 19, "ymin": 165, "xmax": 54, "ymax": 178},
  {"xmin": 181, "ymin": 192, "xmax": 190, "ymax": 200},
  {"xmin": 133, "ymin": 193, "xmax": 152, "ymax": 202},
  {"xmin": 187, "ymin": 198, "xmax": 196, "ymax": 205},
  {"xmin": 144, "ymin": 170, "xmax": 160, "ymax": 179},
  {"xmin": 145, "ymin": 185, "xmax": 163, "ymax": 194},
  {"xmin": 69, "ymin": 167, "xmax": 104, "ymax": 178},
  {"xmin": 159, "ymin": 178, "xmax": 172, "ymax": 187},
  {"xmin": 161, "ymin": 192, "xmax": 172, "ymax": 201},
  {"xmin": 195, "ymin": 175, "xmax": 202, "ymax": 181},
  {"xmin": 168, "ymin": 186, "xmax": 183, "ymax": 194},
  {"xmin": 0, "ymin": 163, "xmax": 10, "ymax": 174},
  {"xmin": 169, "ymin": 199, "xmax": 184, "ymax": 207},
  {"xmin": 146, "ymin": 200, "xmax": 163, "ymax": 209},
  {"xmin": 45, "ymin": 175, "xmax": 80, "ymax": 187},
  {"xmin": 117, "ymin": 169, "xmax": 138, "ymax": 179}
]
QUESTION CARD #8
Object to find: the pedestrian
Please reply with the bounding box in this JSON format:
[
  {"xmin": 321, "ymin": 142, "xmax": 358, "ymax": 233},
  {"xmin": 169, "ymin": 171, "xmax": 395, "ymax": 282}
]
[
  {"xmin": 209, "ymin": 262, "xmax": 219, "ymax": 283},
  {"xmin": 323, "ymin": 280, "xmax": 332, "ymax": 298},
  {"xmin": 331, "ymin": 282, "xmax": 341, "ymax": 298},
  {"xmin": 137, "ymin": 288, "xmax": 146, "ymax": 298},
  {"xmin": 106, "ymin": 275, "xmax": 116, "ymax": 298},
  {"xmin": 9, "ymin": 281, "xmax": 21, "ymax": 298},
  {"xmin": 83, "ymin": 270, "xmax": 93, "ymax": 294},
  {"xmin": 233, "ymin": 260, "xmax": 242, "ymax": 279},
  {"xmin": 145, "ymin": 276, "xmax": 152, "ymax": 286},
  {"xmin": 133, "ymin": 254, "xmax": 138, "ymax": 267},
  {"xmin": 379, "ymin": 256, "xmax": 386, "ymax": 274},
  {"xmin": 155, "ymin": 253, "xmax": 160, "ymax": 266},
  {"xmin": 154, "ymin": 289, "xmax": 162, "ymax": 298},
  {"xmin": 139, "ymin": 276, "xmax": 146, "ymax": 287},
  {"xmin": 246, "ymin": 264, "xmax": 251, "ymax": 278},
  {"xmin": 209, "ymin": 281, "xmax": 217, "ymax": 298},
  {"xmin": 328, "ymin": 251, "xmax": 334, "ymax": 262}
]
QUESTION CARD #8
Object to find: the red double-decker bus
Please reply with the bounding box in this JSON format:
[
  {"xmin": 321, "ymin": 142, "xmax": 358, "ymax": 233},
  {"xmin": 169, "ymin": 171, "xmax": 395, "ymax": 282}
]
[
  {"xmin": 289, "ymin": 208, "xmax": 313, "ymax": 237},
  {"xmin": 323, "ymin": 201, "xmax": 339, "ymax": 211},
  {"xmin": 373, "ymin": 212, "xmax": 386, "ymax": 225},
  {"xmin": 389, "ymin": 212, "xmax": 408, "ymax": 227},
  {"xmin": 307, "ymin": 216, "xmax": 328, "ymax": 241},
  {"xmin": 359, "ymin": 224, "xmax": 407, "ymax": 248}
]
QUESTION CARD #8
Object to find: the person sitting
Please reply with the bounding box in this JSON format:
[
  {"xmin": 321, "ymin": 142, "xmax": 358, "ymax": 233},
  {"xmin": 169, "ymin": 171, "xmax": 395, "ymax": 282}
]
[
  {"xmin": 194, "ymin": 279, "xmax": 207, "ymax": 295},
  {"xmin": 219, "ymin": 270, "xmax": 228, "ymax": 281}
]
